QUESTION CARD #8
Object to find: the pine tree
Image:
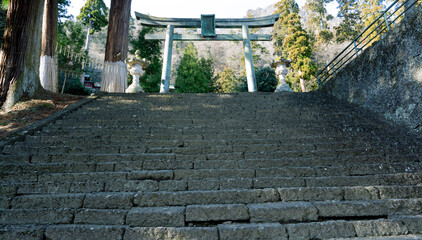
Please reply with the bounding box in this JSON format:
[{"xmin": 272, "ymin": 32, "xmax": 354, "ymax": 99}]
[
  {"xmin": 57, "ymin": 20, "xmax": 87, "ymax": 94},
  {"xmin": 335, "ymin": 0, "xmax": 362, "ymax": 42},
  {"xmin": 273, "ymin": 0, "xmax": 317, "ymax": 92},
  {"xmin": 175, "ymin": 43, "xmax": 214, "ymax": 93},
  {"xmin": 304, "ymin": 0, "xmax": 334, "ymax": 44},
  {"xmin": 359, "ymin": 0, "xmax": 384, "ymax": 44},
  {"xmin": 214, "ymin": 67, "xmax": 243, "ymax": 93},
  {"xmin": 77, "ymin": 0, "xmax": 108, "ymax": 54}
]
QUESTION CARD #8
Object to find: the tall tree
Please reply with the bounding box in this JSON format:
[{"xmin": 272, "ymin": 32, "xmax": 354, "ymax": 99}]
[
  {"xmin": 101, "ymin": 0, "xmax": 131, "ymax": 92},
  {"xmin": 214, "ymin": 67, "xmax": 243, "ymax": 93},
  {"xmin": 304, "ymin": 0, "xmax": 334, "ymax": 44},
  {"xmin": 273, "ymin": 0, "xmax": 317, "ymax": 92},
  {"xmin": 335, "ymin": 0, "xmax": 362, "ymax": 42},
  {"xmin": 175, "ymin": 43, "xmax": 214, "ymax": 93},
  {"xmin": 359, "ymin": 0, "xmax": 384, "ymax": 44},
  {"xmin": 77, "ymin": 0, "xmax": 108, "ymax": 54},
  {"xmin": 58, "ymin": 0, "xmax": 70, "ymax": 19},
  {"xmin": 0, "ymin": 0, "xmax": 45, "ymax": 111},
  {"xmin": 39, "ymin": 0, "xmax": 58, "ymax": 93},
  {"xmin": 130, "ymin": 26, "xmax": 162, "ymax": 92},
  {"xmin": 57, "ymin": 20, "xmax": 87, "ymax": 94}
]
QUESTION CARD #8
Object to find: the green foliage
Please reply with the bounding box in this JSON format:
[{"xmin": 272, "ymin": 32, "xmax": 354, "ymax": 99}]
[
  {"xmin": 1, "ymin": 0, "xmax": 8, "ymax": 11},
  {"xmin": 175, "ymin": 43, "xmax": 214, "ymax": 93},
  {"xmin": 304, "ymin": 0, "xmax": 332, "ymax": 32},
  {"xmin": 273, "ymin": 0, "xmax": 317, "ymax": 91},
  {"xmin": 318, "ymin": 29, "xmax": 334, "ymax": 42},
  {"xmin": 130, "ymin": 27, "xmax": 163, "ymax": 92},
  {"xmin": 335, "ymin": 0, "xmax": 363, "ymax": 42},
  {"xmin": 77, "ymin": 0, "xmax": 108, "ymax": 34},
  {"xmin": 58, "ymin": 0, "xmax": 71, "ymax": 19},
  {"xmin": 256, "ymin": 67, "xmax": 278, "ymax": 92},
  {"xmin": 359, "ymin": 0, "xmax": 385, "ymax": 44},
  {"xmin": 57, "ymin": 20, "xmax": 87, "ymax": 95},
  {"xmin": 304, "ymin": 0, "xmax": 335, "ymax": 44},
  {"xmin": 59, "ymin": 73, "xmax": 90, "ymax": 95},
  {"xmin": 214, "ymin": 67, "xmax": 243, "ymax": 93}
]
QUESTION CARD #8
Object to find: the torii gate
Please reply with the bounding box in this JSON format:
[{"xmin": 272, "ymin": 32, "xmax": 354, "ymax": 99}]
[{"xmin": 135, "ymin": 12, "xmax": 280, "ymax": 93}]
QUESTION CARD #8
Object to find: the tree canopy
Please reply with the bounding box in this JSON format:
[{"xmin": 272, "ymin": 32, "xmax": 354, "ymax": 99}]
[
  {"xmin": 77, "ymin": 0, "xmax": 108, "ymax": 34},
  {"xmin": 273, "ymin": 0, "xmax": 317, "ymax": 91},
  {"xmin": 175, "ymin": 43, "xmax": 214, "ymax": 93}
]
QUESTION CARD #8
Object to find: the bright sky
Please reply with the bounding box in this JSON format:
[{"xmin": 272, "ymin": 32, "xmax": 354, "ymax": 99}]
[{"xmin": 68, "ymin": 0, "xmax": 338, "ymax": 19}]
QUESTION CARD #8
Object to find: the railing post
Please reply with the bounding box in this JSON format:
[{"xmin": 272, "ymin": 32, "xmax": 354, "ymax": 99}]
[
  {"xmin": 353, "ymin": 41, "xmax": 360, "ymax": 56},
  {"xmin": 331, "ymin": 62, "xmax": 336, "ymax": 76},
  {"xmin": 383, "ymin": 12, "xmax": 390, "ymax": 31}
]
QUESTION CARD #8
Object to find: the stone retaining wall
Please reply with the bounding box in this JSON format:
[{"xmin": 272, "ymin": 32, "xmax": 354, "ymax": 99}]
[{"xmin": 322, "ymin": 6, "xmax": 422, "ymax": 133}]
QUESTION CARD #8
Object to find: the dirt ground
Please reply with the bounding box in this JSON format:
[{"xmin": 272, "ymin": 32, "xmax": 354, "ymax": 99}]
[{"xmin": 0, "ymin": 90, "xmax": 85, "ymax": 140}]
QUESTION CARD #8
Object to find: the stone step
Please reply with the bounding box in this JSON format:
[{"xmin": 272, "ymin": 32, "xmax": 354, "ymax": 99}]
[
  {"xmin": 8, "ymin": 141, "xmax": 388, "ymax": 155},
  {"xmin": 0, "ymin": 215, "xmax": 420, "ymax": 240},
  {"xmin": 2, "ymin": 200, "xmax": 421, "ymax": 226},
  {"xmin": 1, "ymin": 160, "xmax": 419, "ymax": 176},
  {"xmin": 2, "ymin": 143, "xmax": 387, "ymax": 158},
  {"xmin": 21, "ymin": 137, "xmax": 384, "ymax": 151},
  {"xmin": 23, "ymin": 135, "xmax": 386, "ymax": 149},
  {"xmin": 2, "ymin": 176, "xmax": 421, "ymax": 196},
  {"xmin": 28, "ymin": 131, "xmax": 393, "ymax": 145},
  {"xmin": 2, "ymin": 166, "xmax": 420, "ymax": 186},
  {"xmin": 2, "ymin": 153, "xmax": 419, "ymax": 168}
]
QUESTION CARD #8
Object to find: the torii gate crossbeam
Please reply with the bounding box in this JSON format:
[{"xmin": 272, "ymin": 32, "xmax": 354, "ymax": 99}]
[{"xmin": 135, "ymin": 12, "xmax": 279, "ymax": 93}]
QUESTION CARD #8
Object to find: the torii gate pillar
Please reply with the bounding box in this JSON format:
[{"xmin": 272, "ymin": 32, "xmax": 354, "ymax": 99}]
[
  {"xmin": 160, "ymin": 25, "xmax": 174, "ymax": 93},
  {"xmin": 242, "ymin": 25, "xmax": 257, "ymax": 92}
]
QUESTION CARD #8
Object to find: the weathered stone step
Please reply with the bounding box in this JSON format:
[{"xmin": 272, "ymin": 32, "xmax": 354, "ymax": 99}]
[
  {"xmin": 2, "ymin": 176, "xmax": 421, "ymax": 197},
  {"xmin": 2, "ymin": 143, "xmax": 387, "ymax": 158},
  {"xmin": 4, "ymin": 197, "xmax": 421, "ymax": 224},
  {"xmin": 2, "ymin": 160, "xmax": 419, "ymax": 177},
  {"xmin": 29, "ymin": 131, "xmax": 389, "ymax": 145},
  {"xmin": 133, "ymin": 188, "xmax": 422, "ymax": 207},
  {"xmin": 7, "ymin": 189, "xmax": 278, "ymax": 209},
  {"xmin": 2, "ymin": 166, "xmax": 420, "ymax": 186},
  {"xmin": 10, "ymin": 141, "xmax": 385, "ymax": 155},
  {"xmin": 24, "ymin": 134, "xmax": 383, "ymax": 148},
  {"xmin": 22, "ymin": 136, "xmax": 383, "ymax": 151},
  {"xmin": 1, "ymin": 218, "xmax": 420, "ymax": 240}
]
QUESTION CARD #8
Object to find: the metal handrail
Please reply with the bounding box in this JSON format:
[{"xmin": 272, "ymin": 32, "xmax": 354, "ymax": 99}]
[{"xmin": 317, "ymin": 0, "xmax": 419, "ymax": 86}]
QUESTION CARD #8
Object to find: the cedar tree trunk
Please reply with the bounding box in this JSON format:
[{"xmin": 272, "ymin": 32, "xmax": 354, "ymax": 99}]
[
  {"xmin": 0, "ymin": 0, "xmax": 45, "ymax": 111},
  {"xmin": 101, "ymin": 0, "xmax": 132, "ymax": 92},
  {"xmin": 40, "ymin": 0, "xmax": 58, "ymax": 93}
]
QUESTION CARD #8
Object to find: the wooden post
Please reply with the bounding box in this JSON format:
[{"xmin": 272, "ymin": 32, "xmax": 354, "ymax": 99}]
[
  {"xmin": 160, "ymin": 25, "xmax": 174, "ymax": 93},
  {"xmin": 242, "ymin": 25, "xmax": 257, "ymax": 92},
  {"xmin": 101, "ymin": 0, "xmax": 132, "ymax": 93}
]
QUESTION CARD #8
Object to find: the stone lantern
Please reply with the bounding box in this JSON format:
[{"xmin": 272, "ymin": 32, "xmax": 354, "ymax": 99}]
[
  {"xmin": 271, "ymin": 57, "xmax": 293, "ymax": 92},
  {"xmin": 126, "ymin": 50, "xmax": 149, "ymax": 93}
]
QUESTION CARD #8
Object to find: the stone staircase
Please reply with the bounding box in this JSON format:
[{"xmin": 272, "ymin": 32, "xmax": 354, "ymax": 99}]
[{"xmin": 1, "ymin": 92, "xmax": 421, "ymax": 240}]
